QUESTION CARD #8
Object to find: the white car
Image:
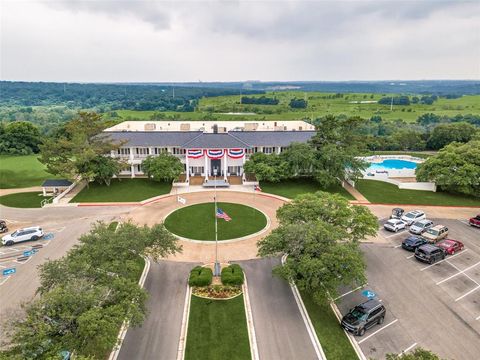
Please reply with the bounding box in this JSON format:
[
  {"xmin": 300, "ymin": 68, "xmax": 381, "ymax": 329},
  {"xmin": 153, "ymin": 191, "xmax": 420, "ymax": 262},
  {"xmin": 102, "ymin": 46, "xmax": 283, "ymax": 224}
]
[
  {"xmin": 384, "ymin": 219, "xmax": 407, "ymax": 232},
  {"xmin": 1, "ymin": 226, "xmax": 44, "ymax": 246},
  {"xmin": 401, "ymin": 210, "xmax": 426, "ymax": 226}
]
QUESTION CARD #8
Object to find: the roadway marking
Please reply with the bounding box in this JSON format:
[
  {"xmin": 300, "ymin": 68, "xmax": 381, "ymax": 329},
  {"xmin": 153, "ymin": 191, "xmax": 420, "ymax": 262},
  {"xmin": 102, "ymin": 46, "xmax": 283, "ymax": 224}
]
[
  {"xmin": 402, "ymin": 343, "xmax": 418, "ymax": 354},
  {"xmin": 459, "ymin": 220, "xmax": 470, "ymax": 226},
  {"xmin": 393, "ymin": 244, "xmax": 402, "ymax": 248},
  {"xmin": 385, "ymin": 231, "xmax": 406, "ymax": 239},
  {"xmin": 455, "ymin": 285, "xmax": 480, "ymax": 302},
  {"xmin": 357, "ymin": 319, "xmax": 399, "ymax": 344},
  {"xmin": 406, "ymin": 254, "xmax": 415, "ymax": 259},
  {"xmin": 436, "ymin": 260, "xmax": 480, "ymax": 285},
  {"xmin": 0, "ymin": 276, "xmax": 11, "ymax": 286},
  {"xmin": 476, "ymin": 315, "xmax": 480, "ymax": 321},
  {"xmin": 14, "ymin": 256, "xmax": 33, "ymax": 264},
  {"xmin": 420, "ymin": 250, "xmax": 468, "ymax": 271},
  {"xmin": 334, "ymin": 284, "xmax": 367, "ymax": 301},
  {"xmin": 0, "ymin": 264, "xmax": 5, "ymax": 268}
]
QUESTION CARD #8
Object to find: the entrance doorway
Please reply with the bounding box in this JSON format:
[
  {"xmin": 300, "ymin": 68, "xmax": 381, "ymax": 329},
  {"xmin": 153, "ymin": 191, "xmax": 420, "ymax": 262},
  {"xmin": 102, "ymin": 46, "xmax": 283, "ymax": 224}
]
[{"xmin": 211, "ymin": 159, "xmax": 221, "ymax": 176}]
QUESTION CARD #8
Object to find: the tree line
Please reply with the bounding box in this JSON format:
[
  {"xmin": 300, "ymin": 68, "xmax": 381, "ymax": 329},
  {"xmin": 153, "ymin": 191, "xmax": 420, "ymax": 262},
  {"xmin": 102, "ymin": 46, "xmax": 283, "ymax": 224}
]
[{"xmin": 240, "ymin": 96, "xmax": 279, "ymax": 105}]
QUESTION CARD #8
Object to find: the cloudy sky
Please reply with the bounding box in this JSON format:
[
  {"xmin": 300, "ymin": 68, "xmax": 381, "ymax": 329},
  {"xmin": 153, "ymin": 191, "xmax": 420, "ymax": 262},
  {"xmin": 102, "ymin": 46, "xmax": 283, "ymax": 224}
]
[{"xmin": 1, "ymin": 0, "xmax": 479, "ymax": 82}]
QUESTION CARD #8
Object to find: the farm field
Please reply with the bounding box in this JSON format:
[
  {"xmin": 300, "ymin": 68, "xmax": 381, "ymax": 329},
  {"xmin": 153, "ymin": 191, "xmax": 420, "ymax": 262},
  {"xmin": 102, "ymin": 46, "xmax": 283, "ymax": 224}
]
[
  {"xmin": 0, "ymin": 155, "xmax": 56, "ymax": 189},
  {"xmin": 107, "ymin": 92, "xmax": 480, "ymax": 123}
]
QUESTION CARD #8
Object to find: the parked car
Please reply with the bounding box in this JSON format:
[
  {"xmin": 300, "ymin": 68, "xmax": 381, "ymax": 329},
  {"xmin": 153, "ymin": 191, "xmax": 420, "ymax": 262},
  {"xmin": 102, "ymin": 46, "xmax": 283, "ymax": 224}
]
[
  {"xmin": 415, "ymin": 244, "xmax": 446, "ymax": 264},
  {"xmin": 409, "ymin": 219, "xmax": 434, "ymax": 235},
  {"xmin": 0, "ymin": 220, "xmax": 8, "ymax": 233},
  {"xmin": 402, "ymin": 235, "xmax": 428, "ymax": 251},
  {"xmin": 384, "ymin": 219, "xmax": 406, "ymax": 232},
  {"xmin": 469, "ymin": 214, "xmax": 480, "ymax": 228},
  {"xmin": 390, "ymin": 208, "xmax": 405, "ymax": 220},
  {"xmin": 1, "ymin": 226, "xmax": 44, "ymax": 246},
  {"xmin": 422, "ymin": 225, "xmax": 449, "ymax": 243},
  {"xmin": 437, "ymin": 239, "xmax": 464, "ymax": 255},
  {"xmin": 341, "ymin": 299, "xmax": 386, "ymax": 336},
  {"xmin": 401, "ymin": 210, "xmax": 426, "ymax": 226}
]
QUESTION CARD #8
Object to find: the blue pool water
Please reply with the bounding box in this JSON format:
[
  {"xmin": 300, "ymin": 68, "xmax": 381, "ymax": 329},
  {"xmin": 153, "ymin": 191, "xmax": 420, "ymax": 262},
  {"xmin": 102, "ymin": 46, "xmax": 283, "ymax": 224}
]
[{"xmin": 367, "ymin": 159, "xmax": 417, "ymax": 171}]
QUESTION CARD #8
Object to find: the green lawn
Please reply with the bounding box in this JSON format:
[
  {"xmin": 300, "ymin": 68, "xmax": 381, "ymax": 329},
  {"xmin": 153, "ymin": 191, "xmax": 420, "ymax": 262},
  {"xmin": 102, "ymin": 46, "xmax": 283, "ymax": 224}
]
[
  {"xmin": 260, "ymin": 178, "xmax": 355, "ymax": 200},
  {"xmin": 0, "ymin": 192, "xmax": 49, "ymax": 208},
  {"xmin": 164, "ymin": 202, "xmax": 267, "ymax": 240},
  {"xmin": 0, "ymin": 155, "xmax": 56, "ymax": 189},
  {"xmin": 300, "ymin": 291, "xmax": 358, "ymax": 360},
  {"xmin": 185, "ymin": 295, "xmax": 250, "ymax": 360},
  {"xmin": 356, "ymin": 179, "xmax": 480, "ymax": 206},
  {"xmin": 72, "ymin": 178, "xmax": 171, "ymax": 202}
]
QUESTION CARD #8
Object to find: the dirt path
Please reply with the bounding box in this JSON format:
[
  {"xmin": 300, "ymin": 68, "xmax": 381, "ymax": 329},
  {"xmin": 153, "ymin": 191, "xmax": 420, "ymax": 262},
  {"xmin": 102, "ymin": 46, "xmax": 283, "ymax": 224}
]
[{"xmin": 0, "ymin": 186, "xmax": 43, "ymax": 196}]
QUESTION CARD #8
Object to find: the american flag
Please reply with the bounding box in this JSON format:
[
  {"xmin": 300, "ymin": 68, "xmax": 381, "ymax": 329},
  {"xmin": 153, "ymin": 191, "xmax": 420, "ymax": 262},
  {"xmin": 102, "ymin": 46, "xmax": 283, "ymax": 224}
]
[
  {"xmin": 254, "ymin": 184, "xmax": 262, "ymax": 192},
  {"xmin": 216, "ymin": 208, "xmax": 232, "ymax": 222}
]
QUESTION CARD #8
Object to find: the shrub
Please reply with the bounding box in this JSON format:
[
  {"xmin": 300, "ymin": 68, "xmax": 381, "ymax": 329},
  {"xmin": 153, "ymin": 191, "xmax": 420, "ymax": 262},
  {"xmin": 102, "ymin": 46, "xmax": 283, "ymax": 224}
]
[
  {"xmin": 189, "ymin": 266, "xmax": 213, "ymax": 287},
  {"xmin": 221, "ymin": 264, "xmax": 245, "ymax": 285}
]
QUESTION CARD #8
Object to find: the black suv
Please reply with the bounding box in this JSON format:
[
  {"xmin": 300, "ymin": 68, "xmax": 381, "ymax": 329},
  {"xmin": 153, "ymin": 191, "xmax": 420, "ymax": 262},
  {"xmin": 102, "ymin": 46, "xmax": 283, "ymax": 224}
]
[
  {"xmin": 414, "ymin": 244, "xmax": 446, "ymax": 264},
  {"xmin": 341, "ymin": 299, "xmax": 386, "ymax": 336},
  {"xmin": 402, "ymin": 235, "xmax": 428, "ymax": 251}
]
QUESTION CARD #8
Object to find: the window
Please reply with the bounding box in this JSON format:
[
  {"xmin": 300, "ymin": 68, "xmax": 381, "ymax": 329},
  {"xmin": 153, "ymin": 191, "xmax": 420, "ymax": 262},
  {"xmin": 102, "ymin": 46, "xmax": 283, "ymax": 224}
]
[
  {"xmin": 172, "ymin": 148, "xmax": 186, "ymax": 155},
  {"xmin": 369, "ymin": 308, "xmax": 383, "ymax": 318},
  {"xmin": 154, "ymin": 147, "xmax": 168, "ymax": 154},
  {"xmin": 263, "ymin": 147, "xmax": 274, "ymax": 154},
  {"xmin": 190, "ymin": 166, "xmax": 204, "ymax": 175},
  {"xmin": 136, "ymin": 164, "xmax": 142, "ymax": 172},
  {"xmin": 246, "ymin": 148, "xmax": 256, "ymax": 154},
  {"xmin": 117, "ymin": 148, "xmax": 130, "ymax": 155},
  {"xmin": 136, "ymin": 148, "xmax": 149, "ymax": 155},
  {"xmin": 228, "ymin": 166, "xmax": 242, "ymax": 175}
]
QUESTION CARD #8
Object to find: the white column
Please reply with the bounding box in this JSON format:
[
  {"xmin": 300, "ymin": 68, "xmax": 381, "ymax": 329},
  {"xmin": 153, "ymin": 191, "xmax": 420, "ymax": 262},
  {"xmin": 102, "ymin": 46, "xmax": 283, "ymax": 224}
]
[
  {"xmin": 149, "ymin": 147, "xmax": 154, "ymax": 157},
  {"xmin": 223, "ymin": 150, "xmax": 227, "ymax": 180},
  {"xmin": 185, "ymin": 151, "xmax": 190, "ymax": 183},
  {"xmin": 242, "ymin": 150, "xmax": 246, "ymax": 181},
  {"xmin": 276, "ymin": 146, "xmax": 281, "ymax": 154},
  {"xmin": 43, "ymin": 187, "xmax": 47, "ymax": 196},
  {"xmin": 129, "ymin": 147, "xmax": 135, "ymax": 161},
  {"xmin": 130, "ymin": 164, "xmax": 135, "ymax": 178},
  {"xmin": 204, "ymin": 150, "xmax": 209, "ymax": 181}
]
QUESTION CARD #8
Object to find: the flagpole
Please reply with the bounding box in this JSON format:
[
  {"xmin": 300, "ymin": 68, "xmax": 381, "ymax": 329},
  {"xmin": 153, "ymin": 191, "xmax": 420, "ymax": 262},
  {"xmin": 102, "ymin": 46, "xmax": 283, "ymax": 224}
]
[{"xmin": 214, "ymin": 168, "xmax": 220, "ymax": 276}]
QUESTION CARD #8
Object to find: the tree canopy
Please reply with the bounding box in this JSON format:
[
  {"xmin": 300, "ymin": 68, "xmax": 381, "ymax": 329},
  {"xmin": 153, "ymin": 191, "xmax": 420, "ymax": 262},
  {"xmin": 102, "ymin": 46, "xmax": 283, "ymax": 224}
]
[
  {"xmin": 141, "ymin": 152, "xmax": 185, "ymax": 182},
  {"xmin": 257, "ymin": 192, "xmax": 378, "ymax": 304},
  {"xmin": 426, "ymin": 122, "xmax": 477, "ymax": 150},
  {"xmin": 386, "ymin": 347, "xmax": 443, "ymax": 360},
  {"xmin": 0, "ymin": 121, "xmax": 41, "ymax": 155},
  {"xmin": 416, "ymin": 139, "xmax": 480, "ymax": 197}
]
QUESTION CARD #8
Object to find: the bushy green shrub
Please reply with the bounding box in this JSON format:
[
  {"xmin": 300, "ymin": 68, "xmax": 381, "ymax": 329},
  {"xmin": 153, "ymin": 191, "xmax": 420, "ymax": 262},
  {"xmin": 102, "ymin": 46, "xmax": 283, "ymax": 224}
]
[
  {"xmin": 221, "ymin": 264, "xmax": 244, "ymax": 285},
  {"xmin": 188, "ymin": 266, "xmax": 213, "ymax": 287}
]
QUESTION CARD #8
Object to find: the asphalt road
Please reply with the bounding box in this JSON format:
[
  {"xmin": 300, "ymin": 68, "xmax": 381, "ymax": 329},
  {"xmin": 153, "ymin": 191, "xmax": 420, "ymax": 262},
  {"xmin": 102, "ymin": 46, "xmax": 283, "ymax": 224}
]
[
  {"xmin": 239, "ymin": 258, "xmax": 318, "ymax": 360},
  {"xmin": 118, "ymin": 261, "xmax": 194, "ymax": 360}
]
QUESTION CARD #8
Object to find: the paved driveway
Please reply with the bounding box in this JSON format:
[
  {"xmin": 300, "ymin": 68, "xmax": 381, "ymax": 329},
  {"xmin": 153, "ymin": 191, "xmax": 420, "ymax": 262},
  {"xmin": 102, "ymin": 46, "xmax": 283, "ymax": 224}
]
[
  {"xmin": 118, "ymin": 261, "xmax": 194, "ymax": 360},
  {"xmin": 239, "ymin": 258, "xmax": 318, "ymax": 360}
]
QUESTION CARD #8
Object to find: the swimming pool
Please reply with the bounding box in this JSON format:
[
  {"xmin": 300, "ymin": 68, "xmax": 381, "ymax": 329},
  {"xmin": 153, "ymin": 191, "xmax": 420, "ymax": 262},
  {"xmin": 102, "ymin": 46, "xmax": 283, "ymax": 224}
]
[{"xmin": 367, "ymin": 159, "xmax": 418, "ymax": 171}]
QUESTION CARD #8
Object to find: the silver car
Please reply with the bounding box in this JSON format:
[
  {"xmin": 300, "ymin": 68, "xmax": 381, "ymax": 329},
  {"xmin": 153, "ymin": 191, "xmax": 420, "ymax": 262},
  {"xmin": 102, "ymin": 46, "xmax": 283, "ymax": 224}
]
[
  {"xmin": 409, "ymin": 219, "xmax": 434, "ymax": 235},
  {"xmin": 384, "ymin": 219, "xmax": 406, "ymax": 232},
  {"xmin": 401, "ymin": 210, "xmax": 426, "ymax": 226}
]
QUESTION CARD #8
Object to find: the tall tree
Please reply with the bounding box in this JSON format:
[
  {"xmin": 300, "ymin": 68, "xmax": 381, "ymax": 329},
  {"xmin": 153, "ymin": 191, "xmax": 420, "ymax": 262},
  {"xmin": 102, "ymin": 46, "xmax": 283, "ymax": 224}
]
[
  {"xmin": 141, "ymin": 153, "xmax": 184, "ymax": 182},
  {"xmin": 243, "ymin": 152, "xmax": 288, "ymax": 182},
  {"xmin": 426, "ymin": 122, "xmax": 477, "ymax": 150},
  {"xmin": 0, "ymin": 121, "xmax": 41, "ymax": 155},
  {"xmin": 280, "ymin": 142, "xmax": 316, "ymax": 176},
  {"xmin": 257, "ymin": 192, "xmax": 378, "ymax": 304}
]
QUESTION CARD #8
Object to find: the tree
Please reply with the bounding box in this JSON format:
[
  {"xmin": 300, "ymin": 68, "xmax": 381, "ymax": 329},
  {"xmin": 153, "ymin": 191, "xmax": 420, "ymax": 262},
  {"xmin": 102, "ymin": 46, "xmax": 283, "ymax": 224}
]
[
  {"xmin": 416, "ymin": 140, "xmax": 480, "ymax": 197},
  {"xmin": 390, "ymin": 129, "xmax": 426, "ymax": 151},
  {"xmin": 280, "ymin": 142, "xmax": 316, "ymax": 176},
  {"xmin": 417, "ymin": 113, "xmax": 440, "ymax": 126},
  {"xmin": 257, "ymin": 192, "xmax": 378, "ymax": 303},
  {"xmin": 38, "ymin": 112, "xmax": 124, "ymax": 184},
  {"xmin": 386, "ymin": 347, "xmax": 442, "ymax": 360},
  {"xmin": 426, "ymin": 122, "xmax": 477, "ymax": 150},
  {"xmin": 0, "ymin": 121, "xmax": 41, "ymax": 155},
  {"xmin": 289, "ymin": 98, "xmax": 308, "ymax": 109},
  {"xmin": 141, "ymin": 153, "xmax": 184, "ymax": 182},
  {"xmin": 243, "ymin": 152, "xmax": 288, "ymax": 182}
]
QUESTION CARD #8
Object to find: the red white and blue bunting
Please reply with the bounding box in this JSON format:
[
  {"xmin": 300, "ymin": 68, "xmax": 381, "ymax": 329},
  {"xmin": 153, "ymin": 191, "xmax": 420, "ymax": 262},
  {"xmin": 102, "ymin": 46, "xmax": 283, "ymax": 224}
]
[
  {"xmin": 206, "ymin": 149, "xmax": 225, "ymax": 159},
  {"xmin": 227, "ymin": 148, "xmax": 245, "ymax": 159},
  {"xmin": 187, "ymin": 149, "xmax": 204, "ymax": 159}
]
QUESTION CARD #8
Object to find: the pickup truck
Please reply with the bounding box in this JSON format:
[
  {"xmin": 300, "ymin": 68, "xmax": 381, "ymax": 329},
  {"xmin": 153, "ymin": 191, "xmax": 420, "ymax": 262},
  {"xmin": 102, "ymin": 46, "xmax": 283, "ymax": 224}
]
[{"xmin": 469, "ymin": 214, "xmax": 480, "ymax": 228}]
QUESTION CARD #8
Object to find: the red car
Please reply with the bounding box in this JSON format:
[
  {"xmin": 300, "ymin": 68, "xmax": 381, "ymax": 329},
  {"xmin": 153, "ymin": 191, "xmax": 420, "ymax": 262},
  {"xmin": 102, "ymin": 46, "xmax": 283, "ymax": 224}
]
[
  {"xmin": 437, "ymin": 239, "xmax": 464, "ymax": 255},
  {"xmin": 469, "ymin": 215, "xmax": 480, "ymax": 228}
]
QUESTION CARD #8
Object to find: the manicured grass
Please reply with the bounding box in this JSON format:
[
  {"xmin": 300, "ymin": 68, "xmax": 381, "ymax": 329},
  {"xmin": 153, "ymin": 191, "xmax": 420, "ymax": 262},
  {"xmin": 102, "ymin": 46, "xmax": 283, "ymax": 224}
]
[
  {"xmin": 0, "ymin": 155, "xmax": 56, "ymax": 189},
  {"xmin": 260, "ymin": 178, "xmax": 355, "ymax": 200},
  {"xmin": 356, "ymin": 179, "xmax": 480, "ymax": 206},
  {"xmin": 72, "ymin": 178, "xmax": 171, "ymax": 202},
  {"xmin": 0, "ymin": 192, "xmax": 49, "ymax": 208},
  {"xmin": 300, "ymin": 291, "xmax": 358, "ymax": 360},
  {"xmin": 185, "ymin": 295, "xmax": 250, "ymax": 360},
  {"xmin": 164, "ymin": 202, "xmax": 267, "ymax": 240}
]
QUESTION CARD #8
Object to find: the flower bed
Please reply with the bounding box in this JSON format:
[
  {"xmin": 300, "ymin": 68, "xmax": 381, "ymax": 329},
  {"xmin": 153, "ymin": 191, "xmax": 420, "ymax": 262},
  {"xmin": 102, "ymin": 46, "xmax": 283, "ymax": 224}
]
[{"xmin": 192, "ymin": 285, "xmax": 242, "ymax": 300}]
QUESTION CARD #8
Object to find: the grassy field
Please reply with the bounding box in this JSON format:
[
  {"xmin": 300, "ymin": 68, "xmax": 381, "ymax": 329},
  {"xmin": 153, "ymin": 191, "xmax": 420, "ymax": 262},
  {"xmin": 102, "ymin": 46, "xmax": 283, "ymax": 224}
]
[
  {"xmin": 300, "ymin": 291, "xmax": 358, "ymax": 360},
  {"xmin": 185, "ymin": 295, "xmax": 250, "ymax": 360},
  {"xmin": 0, "ymin": 155, "xmax": 56, "ymax": 189},
  {"xmin": 260, "ymin": 178, "xmax": 355, "ymax": 200},
  {"xmin": 0, "ymin": 192, "xmax": 49, "ymax": 208},
  {"xmin": 164, "ymin": 202, "xmax": 267, "ymax": 240},
  {"xmin": 72, "ymin": 178, "xmax": 171, "ymax": 202},
  {"xmin": 356, "ymin": 179, "xmax": 480, "ymax": 206},
  {"xmin": 109, "ymin": 92, "xmax": 480, "ymax": 123}
]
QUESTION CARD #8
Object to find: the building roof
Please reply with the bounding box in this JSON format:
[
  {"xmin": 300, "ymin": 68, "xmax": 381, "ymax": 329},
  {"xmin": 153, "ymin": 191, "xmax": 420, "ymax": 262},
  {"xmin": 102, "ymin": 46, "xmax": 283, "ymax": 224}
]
[
  {"xmin": 230, "ymin": 131, "xmax": 316, "ymax": 147},
  {"xmin": 181, "ymin": 133, "xmax": 250, "ymax": 149},
  {"xmin": 42, "ymin": 179, "xmax": 73, "ymax": 187},
  {"xmin": 104, "ymin": 131, "xmax": 203, "ymax": 147}
]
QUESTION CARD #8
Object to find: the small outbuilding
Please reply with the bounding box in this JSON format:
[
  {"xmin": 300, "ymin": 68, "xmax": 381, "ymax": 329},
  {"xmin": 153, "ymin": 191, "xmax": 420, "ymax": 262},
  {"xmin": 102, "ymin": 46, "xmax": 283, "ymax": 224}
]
[{"xmin": 41, "ymin": 179, "xmax": 73, "ymax": 197}]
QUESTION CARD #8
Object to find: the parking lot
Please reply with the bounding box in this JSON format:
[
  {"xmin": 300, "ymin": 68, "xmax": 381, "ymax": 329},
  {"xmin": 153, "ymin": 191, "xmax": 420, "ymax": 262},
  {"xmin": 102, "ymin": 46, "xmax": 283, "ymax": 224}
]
[{"xmin": 336, "ymin": 217, "xmax": 480, "ymax": 359}]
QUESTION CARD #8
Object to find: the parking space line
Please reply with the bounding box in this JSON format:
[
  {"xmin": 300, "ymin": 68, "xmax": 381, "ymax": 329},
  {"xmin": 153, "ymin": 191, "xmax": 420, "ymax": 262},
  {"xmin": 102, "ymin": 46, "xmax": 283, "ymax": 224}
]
[
  {"xmin": 393, "ymin": 244, "xmax": 402, "ymax": 248},
  {"xmin": 0, "ymin": 264, "xmax": 5, "ymax": 268},
  {"xmin": 357, "ymin": 319, "xmax": 398, "ymax": 344},
  {"xmin": 402, "ymin": 343, "xmax": 417, "ymax": 354},
  {"xmin": 420, "ymin": 250, "xmax": 468, "ymax": 271},
  {"xmin": 436, "ymin": 260, "xmax": 480, "ymax": 285},
  {"xmin": 406, "ymin": 254, "xmax": 415, "ymax": 259},
  {"xmin": 455, "ymin": 285, "xmax": 480, "ymax": 302},
  {"xmin": 385, "ymin": 231, "xmax": 407, "ymax": 239},
  {"xmin": 476, "ymin": 315, "xmax": 480, "ymax": 321},
  {"xmin": 334, "ymin": 284, "xmax": 366, "ymax": 301},
  {"xmin": 459, "ymin": 220, "xmax": 470, "ymax": 226},
  {"xmin": 14, "ymin": 256, "xmax": 33, "ymax": 264},
  {"xmin": 0, "ymin": 276, "xmax": 11, "ymax": 286}
]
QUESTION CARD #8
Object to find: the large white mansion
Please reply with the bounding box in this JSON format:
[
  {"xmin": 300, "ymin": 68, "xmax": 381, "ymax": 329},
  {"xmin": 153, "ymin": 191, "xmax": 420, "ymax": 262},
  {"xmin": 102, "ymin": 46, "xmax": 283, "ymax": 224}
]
[{"xmin": 105, "ymin": 120, "xmax": 316, "ymax": 186}]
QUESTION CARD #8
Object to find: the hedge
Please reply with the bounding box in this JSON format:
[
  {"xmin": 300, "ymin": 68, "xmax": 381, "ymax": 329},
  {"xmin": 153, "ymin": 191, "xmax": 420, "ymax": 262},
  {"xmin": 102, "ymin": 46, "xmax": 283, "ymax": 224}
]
[
  {"xmin": 221, "ymin": 264, "xmax": 244, "ymax": 286},
  {"xmin": 189, "ymin": 266, "xmax": 213, "ymax": 287}
]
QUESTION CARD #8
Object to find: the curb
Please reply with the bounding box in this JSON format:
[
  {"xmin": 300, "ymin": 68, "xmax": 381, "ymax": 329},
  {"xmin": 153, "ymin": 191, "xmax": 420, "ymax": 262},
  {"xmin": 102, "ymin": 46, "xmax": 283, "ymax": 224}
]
[
  {"xmin": 365, "ymin": 202, "xmax": 480, "ymax": 209},
  {"xmin": 108, "ymin": 257, "xmax": 151, "ymax": 360},
  {"xmin": 177, "ymin": 284, "xmax": 192, "ymax": 360},
  {"xmin": 281, "ymin": 254, "xmax": 327, "ymax": 360},
  {"xmin": 243, "ymin": 276, "xmax": 260, "ymax": 360},
  {"xmin": 330, "ymin": 302, "xmax": 367, "ymax": 360}
]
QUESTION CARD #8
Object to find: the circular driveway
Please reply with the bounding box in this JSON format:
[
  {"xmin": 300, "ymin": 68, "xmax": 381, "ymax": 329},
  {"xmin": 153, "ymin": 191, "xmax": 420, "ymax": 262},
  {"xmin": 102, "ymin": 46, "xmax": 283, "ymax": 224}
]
[{"xmin": 126, "ymin": 191, "xmax": 286, "ymax": 263}]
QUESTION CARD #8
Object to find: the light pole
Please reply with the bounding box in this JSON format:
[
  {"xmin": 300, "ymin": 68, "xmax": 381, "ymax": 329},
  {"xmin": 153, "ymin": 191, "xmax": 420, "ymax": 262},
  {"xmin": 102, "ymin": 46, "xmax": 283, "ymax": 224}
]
[{"xmin": 213, "ymin": 167, "xmax": 221, "ymax": 276}]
